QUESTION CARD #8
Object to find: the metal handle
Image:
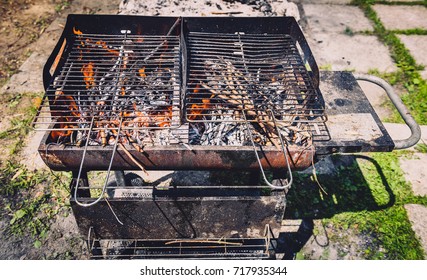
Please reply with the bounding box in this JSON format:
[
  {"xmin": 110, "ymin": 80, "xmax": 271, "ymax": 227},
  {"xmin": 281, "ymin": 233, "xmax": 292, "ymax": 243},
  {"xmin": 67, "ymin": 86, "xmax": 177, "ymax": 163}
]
[
  {"xmin": 242, "ymin": 110, "xmax": 293, "ymax": 190},
  {"xmin": 73, "ymin": 117, "xmax": 123, "ymax": 207},
  {"xmin": 354, "ymin": 73, "xmax": 421, "ymax": 150}
]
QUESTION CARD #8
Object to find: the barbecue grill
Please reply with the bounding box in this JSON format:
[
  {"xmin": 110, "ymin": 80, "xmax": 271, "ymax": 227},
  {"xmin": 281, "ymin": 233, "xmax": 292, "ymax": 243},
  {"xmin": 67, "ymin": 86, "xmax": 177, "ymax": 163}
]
[{"xmin": 34, "ymin": 15, "xmax": 421, "ymax": 259}]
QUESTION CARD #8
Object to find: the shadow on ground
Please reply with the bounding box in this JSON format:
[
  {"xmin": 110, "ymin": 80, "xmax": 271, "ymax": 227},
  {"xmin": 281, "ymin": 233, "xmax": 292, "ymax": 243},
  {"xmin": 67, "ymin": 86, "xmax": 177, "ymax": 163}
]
[
  {"xmin": 278, "ymin": 154, "xmax": 395, "ymax": 259},
  {"xmin": 94, "ymin": 154, "xmax": 393, "ymax": 259}
]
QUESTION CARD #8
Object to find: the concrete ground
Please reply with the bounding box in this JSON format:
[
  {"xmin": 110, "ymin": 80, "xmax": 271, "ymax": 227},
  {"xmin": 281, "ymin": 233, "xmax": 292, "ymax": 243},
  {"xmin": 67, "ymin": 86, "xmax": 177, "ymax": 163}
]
[
  {"xmin": 2, "ymin": 0, "xmax": 427, "ymax": 259},
  {"xmin": 295, "ymin": 0, "xmax": 427, "ymax": 259}
]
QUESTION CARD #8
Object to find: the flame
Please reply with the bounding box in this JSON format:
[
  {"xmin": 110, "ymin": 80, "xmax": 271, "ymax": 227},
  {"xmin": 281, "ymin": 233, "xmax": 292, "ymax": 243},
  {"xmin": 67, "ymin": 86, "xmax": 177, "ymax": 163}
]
[
  {"xmin": 188, "ymin": 85, "xmax": 211, "ymax": 120},
  {"xmin": 138, "ymin": 67, "xmax": 146, "ymax": 78},
  {"xmin": 73, "ymin": 27, "xmax": 83, "ymax": 35},
  {"xmin": 50, "ymin": 92, "xmax": 81, "ymax": 141},
  {"xmin": 95, "ymin": 40, "xmax": 119, "ymax": 56},
  {"xmin": 154, "ymin": 106, "xmax": 173, "ymax": 127},
  {"xmin": 81, "ymin": 62, "xmax": 95, "ymax": 88}
]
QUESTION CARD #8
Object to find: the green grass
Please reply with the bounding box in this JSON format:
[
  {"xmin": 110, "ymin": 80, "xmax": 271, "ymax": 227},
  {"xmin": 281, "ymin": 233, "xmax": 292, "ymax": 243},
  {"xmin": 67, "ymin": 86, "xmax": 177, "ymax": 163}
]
[
  {"xmin": 372, "ymin": 1, "xmax": 427, "ymax": 7},
  {"xmin": 0, "ymin": 92, "xmax": 42, "ymax": 156},
  {"xmin": 392, "ymin": 28, "xmax": 427, "ymax": 35},
  {"xmin": 352, "ymin": 0, "xmax": 427, "ymax": 125},
  {"xmin": 287, "ymin": 152, "xmax": 425, "ymax": 259},
  {"xmin": 1, "ymin": 161, "xmax": 71, "ymax": 246},
  {"xmin": 414, "ymin": 143, "xmax": 427, "ymax": 153}
]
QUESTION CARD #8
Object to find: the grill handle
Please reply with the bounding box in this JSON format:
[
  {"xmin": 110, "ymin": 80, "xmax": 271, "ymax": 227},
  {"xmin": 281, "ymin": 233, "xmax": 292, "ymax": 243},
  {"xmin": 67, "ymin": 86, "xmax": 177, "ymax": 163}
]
[{"xmin": 354, "ymin": 73, "xmax": 421, "ymax": 150}]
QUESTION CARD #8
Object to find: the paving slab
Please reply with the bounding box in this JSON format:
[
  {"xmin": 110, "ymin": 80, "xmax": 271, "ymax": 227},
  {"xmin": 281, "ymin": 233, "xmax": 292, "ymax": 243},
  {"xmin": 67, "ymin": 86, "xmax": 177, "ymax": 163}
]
[
  {"xmin": 373, "ymin": 4, "xmax": 427, "ymax": 30},
  {"xmin": 357, "ymin": 80, "xmax": 394, "ymax": 121},
  {"xmin": 304, "ymin": 4, "xmax": 373, "ymax": 34},
  {"xmin": 400, "ymin": 154, "xmax": 427, "ymax": 197},
  {"xmin": 397, "ymin": 35, "xmax": 427, "ymax": 80},
  {"xmin": 307, "ymin": 33, "xmax": 396, "ymax": 72},
  {"xmin": 404, "ymin": 204, "xmax": 427, "ymax": 258},
  {"xmin": 382, "ymin": 123, "xmax": 427, "ymax": 145}
]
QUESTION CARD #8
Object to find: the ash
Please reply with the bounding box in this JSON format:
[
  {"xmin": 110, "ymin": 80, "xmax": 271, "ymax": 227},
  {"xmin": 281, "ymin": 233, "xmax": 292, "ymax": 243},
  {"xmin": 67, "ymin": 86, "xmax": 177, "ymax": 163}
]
[{"xmin": 119, "ymin": 0, "xmax": 300, "ymax": 19}]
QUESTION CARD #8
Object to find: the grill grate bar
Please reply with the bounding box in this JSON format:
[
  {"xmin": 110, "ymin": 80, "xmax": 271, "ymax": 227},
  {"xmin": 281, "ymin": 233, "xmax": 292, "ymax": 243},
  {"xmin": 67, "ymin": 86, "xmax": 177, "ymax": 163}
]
[
  {"xmin": 184, "ymin": 32, "xmax": 325, "ymax": 126},
  {"xmin": 33, "ymin": 31, "xmax": 182, "ymax": 148},
  {"xmin": 89, "ymin": 238, "xmax": 271, "ymax": 259}
]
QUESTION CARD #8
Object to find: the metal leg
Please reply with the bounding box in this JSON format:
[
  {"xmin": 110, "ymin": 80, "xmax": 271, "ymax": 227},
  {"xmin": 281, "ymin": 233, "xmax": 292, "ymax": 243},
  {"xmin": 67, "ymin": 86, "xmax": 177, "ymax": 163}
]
[
  {"xmin": 114, "ymin": 171, "xmax": 126, "ymax": 187},
  {"xmin": 72, "ymin": 170, "xmax": 91, "ymax": 197}
]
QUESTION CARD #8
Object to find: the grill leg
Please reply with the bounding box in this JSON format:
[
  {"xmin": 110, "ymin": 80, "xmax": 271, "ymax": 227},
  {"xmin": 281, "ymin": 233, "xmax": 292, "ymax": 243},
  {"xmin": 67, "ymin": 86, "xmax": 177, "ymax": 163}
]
[
  {"xmin": 72, "ymin": 170, "xmax": 91, "ymax": 197},
  {"xmin": 114, "ymin": 171, "xmax": 126, "ymax": 186}
]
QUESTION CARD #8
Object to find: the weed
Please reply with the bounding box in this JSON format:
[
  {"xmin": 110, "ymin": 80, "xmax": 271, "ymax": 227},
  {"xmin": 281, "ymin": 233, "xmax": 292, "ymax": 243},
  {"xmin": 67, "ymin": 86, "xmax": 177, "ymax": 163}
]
[
  {"xmin": 393, "ymin": 28, "xmax": 427, "ymax": 35},
  {"xmin": 0, "ymin": 161, "xmax": 45, "ymax": 196},
  {"xmin": 55, "ymin": 1, "xmax": 71, "ymax": 13},
  {"xmin": 1, "ymin": 161, "xmax": 71, "ymax": 241},
  {"xmin": 319, "ymin": 64, "xmax": 332, "ymax": 71},
  {"xmin": 352, "ymin": 0, "xmax": 427, "ymax": 124},
  {"xmin": 344, "ymin": 26, "xmax": 354, "ymax": 36},
  {"xmin": 288, "ymin": 152, "xmax": 425, "ymax": 259},
  {"xmin": 414, "ymin": 143, "xmax": 427, "ymax": 153}
]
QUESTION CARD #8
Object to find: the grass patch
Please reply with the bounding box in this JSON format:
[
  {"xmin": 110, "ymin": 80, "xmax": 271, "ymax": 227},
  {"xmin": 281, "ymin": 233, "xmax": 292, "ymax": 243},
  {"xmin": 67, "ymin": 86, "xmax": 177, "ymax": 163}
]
[
  {"xmin": 287, "ymin": 152, "xmax": 425, "ymax": 259},
  {"xmin": 344, "ymin": 26, "xmax": 355, "ymax": 36},
  {"xmin": 1, "ymin": 160, "xmax": 71, "ymax": 245},
  {"xmin": 373, "ymin": 1, "xmax": 427, "ymax": 7},
  {"xmin": 0, "ymin": 92, "xmax": 42, "ymax": 157},
  {"xmin": 414, "ymin": 142, "xmax": 427, "ymax": 153},
  {"xmin": 393, "ymin": 28, "xmax": 427, "ymax": 35},
  {"xmin": 352, "ymin": 0, "xmax": 427, "ymax": 124}
]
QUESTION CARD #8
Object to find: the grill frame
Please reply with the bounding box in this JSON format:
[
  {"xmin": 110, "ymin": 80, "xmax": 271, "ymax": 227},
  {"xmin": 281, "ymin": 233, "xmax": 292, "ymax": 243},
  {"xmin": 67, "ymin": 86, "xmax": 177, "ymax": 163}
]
[{"xmin": 37, "ymin": 15, "xmax": 394, "ymax": 171}]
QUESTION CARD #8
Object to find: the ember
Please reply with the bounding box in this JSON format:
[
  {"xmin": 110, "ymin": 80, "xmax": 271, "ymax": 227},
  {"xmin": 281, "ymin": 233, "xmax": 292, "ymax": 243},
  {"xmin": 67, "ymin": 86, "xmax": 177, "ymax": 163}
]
[
  {"xmin": 184, "ymin": 31, "xmax": 323, "ymax": 147},
  {"xmin": 45, "ymin": 27, "xmax": 181, "ymax": 148}
]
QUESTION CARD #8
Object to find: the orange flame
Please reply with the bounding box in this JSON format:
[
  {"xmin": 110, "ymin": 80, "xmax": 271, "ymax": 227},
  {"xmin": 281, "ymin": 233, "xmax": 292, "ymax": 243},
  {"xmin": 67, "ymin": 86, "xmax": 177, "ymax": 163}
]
[
  {"xmin": 138, "ymin": 67, "xmax": 146, "ymax": 78},
  {"xmin": 73, "ymin": 27, "xmax": 83, "ymax": 35},
  {"xmin": 154, "ymin": 106, "xmax": 173, "ymax": 127},
  {"xmin": 50, "ymin": 92, "xmax": 81, "ymax": 141},
  {"xmin": 81, "ymin": 62, "xmax": 95, "ymax": 88},
  {"xmin": 95, "ymin": 40, "xmax": 120, "ymax": 56},
  {"xmin": 188, "ymin": 85, "xmax": 211, "ymax": 120}
]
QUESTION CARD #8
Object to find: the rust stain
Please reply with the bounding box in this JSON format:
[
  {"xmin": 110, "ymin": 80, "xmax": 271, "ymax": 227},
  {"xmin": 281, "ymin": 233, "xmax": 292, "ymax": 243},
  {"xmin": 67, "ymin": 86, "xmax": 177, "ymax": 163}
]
[{"xmin": 41, "ymin": 152, "xmax": 65, "ymax": 167}]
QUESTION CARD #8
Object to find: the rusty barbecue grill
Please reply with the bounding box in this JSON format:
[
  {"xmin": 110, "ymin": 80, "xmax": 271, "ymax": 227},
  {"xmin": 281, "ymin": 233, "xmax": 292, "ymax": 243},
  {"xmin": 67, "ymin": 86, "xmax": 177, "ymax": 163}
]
[{"xmin": 35, "ymin": 15, "xmax": 420, "ymax": 259}]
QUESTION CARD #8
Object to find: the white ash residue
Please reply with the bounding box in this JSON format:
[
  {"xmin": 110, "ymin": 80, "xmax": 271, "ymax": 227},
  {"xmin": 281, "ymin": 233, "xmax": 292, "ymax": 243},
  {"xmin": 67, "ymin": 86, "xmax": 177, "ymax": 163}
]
[{"xmin": 119, "ymin": 0, "xmax": 300, "ymax": 20}]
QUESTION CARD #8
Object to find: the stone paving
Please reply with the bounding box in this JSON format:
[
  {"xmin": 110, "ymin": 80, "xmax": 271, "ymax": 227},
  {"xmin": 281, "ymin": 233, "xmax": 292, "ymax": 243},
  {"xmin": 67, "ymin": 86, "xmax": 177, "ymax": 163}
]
[
  {"xmin": 373, "ymin": 4, "xmax": 427, "ymax": 30},
  {"xmin": 296, "ymin": 0, "xmax": 427, "ymax": 259},
  {"xmin": 397, "ymin": 35, "xmax": 427, "ymax": 79},
  {"xmin": 2, "ymin": 0, "xmax": 427, "ymax": 259},
  {"xmin": 303, "ymin": 4, "xmax": 397, "ymax": 72}
]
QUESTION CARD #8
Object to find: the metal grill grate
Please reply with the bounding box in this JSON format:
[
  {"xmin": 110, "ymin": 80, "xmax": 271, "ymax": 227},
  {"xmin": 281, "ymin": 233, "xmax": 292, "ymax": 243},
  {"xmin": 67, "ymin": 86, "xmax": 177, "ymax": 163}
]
[
  {"xmin": 34, "ymin": 31, "xmax": 181, "ymax": 146},
  {"xmin": 185, "ymin": 32, "xmax": 325, "ymax": 125},
  {"xmin": 89, "ymin": 238, "xmax": 272, "ymax": 259}
]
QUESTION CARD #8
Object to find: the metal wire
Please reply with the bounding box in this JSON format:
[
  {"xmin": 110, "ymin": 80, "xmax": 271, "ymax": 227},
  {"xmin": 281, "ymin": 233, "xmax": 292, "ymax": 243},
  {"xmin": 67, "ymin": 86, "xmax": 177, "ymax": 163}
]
[
  {"xmin": 73, "ymin": 117, "xmax": 123, "ymax": 207},
  {"xmin": 242, "ymin": 109, "xmax": 293, "ymax": 190},
  {"xmin": 185, "ymin": 32, "xmax": 325, "ymax": 124},
  {"xmin": 33, "ymin": 31, "xmax": 181, "ymax": 134}
]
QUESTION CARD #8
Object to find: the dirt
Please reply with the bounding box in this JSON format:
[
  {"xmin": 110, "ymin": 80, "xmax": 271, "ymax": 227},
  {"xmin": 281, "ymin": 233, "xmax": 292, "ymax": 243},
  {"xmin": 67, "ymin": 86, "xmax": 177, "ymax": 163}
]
[
  {"xmin": 0, "ymin": 0, "xmax": 120, "ymax": 260},
  {"xmin": 0, "ymin": 0, "xmax": 61, "ymax": 88}
]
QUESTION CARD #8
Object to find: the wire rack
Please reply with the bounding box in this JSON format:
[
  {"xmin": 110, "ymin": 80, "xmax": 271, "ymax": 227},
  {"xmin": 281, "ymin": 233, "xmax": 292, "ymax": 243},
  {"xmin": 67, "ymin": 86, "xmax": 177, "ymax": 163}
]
[
  {"xmin": 34, "ymin": 31, "xmax": 181, "ymax": 146},
  {"xmin": 185, "ymin": 32, "xmax": 325, "ymax": 125}
]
